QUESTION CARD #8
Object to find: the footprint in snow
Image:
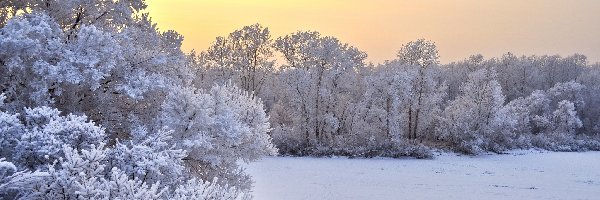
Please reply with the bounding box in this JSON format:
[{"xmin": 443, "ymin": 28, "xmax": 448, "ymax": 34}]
[
  {"xmin": 582, "ymin": 180, "xmax": 596, "ymax": 185},
  {"xmin": 483, "ymin": 171, "xmax": 494, "ymax": 175},
  {"xmin": 491, "ymin": 184, "xmax": 510, "ymax": 188}
]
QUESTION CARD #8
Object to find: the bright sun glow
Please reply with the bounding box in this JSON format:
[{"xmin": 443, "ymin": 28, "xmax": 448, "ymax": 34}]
[{"xmin": 146, "ymin": 0, "xmax": 600, "ymax": 63}]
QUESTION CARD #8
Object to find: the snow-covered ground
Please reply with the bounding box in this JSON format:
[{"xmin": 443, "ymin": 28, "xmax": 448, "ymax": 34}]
[{"xmin": 246, "ymin": 150, "xmax": 600, "ymax": 200}]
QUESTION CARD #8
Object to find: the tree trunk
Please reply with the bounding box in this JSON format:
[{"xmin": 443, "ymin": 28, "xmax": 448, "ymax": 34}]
[{"xmin": 407, "ymin": 105, "xmax": 413, "ymax": 140}]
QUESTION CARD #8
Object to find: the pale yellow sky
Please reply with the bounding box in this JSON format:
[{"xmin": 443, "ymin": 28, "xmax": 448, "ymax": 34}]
[{"xmin": 146, "ymin": 0, "xmax": 600, "ymax": 64}]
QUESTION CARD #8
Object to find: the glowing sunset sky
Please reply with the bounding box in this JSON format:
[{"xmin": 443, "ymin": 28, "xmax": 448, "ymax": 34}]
[{"xmin": 146, "ymin": 0, "xmax": 600, "ymax": 64}]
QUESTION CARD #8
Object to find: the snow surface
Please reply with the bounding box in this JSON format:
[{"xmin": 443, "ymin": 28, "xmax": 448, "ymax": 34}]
[{"xmin": 246, "ymin": 150, "xmax": 600, "ymax": 200}]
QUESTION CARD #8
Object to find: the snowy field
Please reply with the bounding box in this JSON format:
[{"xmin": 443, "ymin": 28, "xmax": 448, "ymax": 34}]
[{"xmin": 246, "ymin": 151, "xmax": 600, "ymax": 200}]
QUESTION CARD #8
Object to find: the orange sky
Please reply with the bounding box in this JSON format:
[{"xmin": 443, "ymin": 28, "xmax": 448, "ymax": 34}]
[{"xmin": 146, "ymin": 0, "xmax": 600, "ymax": 64}]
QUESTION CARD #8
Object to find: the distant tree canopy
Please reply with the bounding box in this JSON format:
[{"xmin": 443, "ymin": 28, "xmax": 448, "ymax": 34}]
[{"xmin": 190, "ymin": 25, "xmax": 600, "ymax": 156}]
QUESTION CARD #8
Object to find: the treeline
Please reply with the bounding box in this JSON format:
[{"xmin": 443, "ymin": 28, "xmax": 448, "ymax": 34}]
[
  {"xmin": 1, "ymin": 1, "xmax": 599, "ymax": 198},
  {"xmin": 191, "ymin": 24, "xmax": 600, "ymax": 157}
]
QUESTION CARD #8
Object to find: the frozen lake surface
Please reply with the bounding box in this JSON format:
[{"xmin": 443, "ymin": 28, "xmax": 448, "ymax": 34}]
[{"xmin": 246, "ymin": 150, "xmax": 600, "ymax": 200}]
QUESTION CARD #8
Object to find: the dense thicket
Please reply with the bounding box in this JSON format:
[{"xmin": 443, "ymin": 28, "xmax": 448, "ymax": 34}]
[
  {"xmin": 191, "ymin": 25, "xmax": 600, "ymax": 157},
  {"xmin": 0, "ymin": 1, "xmax": 275, "ymax": 199}
]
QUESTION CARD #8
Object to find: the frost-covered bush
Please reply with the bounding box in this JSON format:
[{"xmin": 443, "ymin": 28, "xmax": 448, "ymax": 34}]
[
  {"xmin": 0, "ymin": 13, "xmax": 121, "ymax": 111},
  {"xmin": 436, "ymin": 68, "xmax": 508, "ymax": 154},
  {"xmin": 109, "ymin": 127, "xmax": 187, "ymax": 187},
  {"xmin": 16, "ymin": 145, "xmax": 250, "ymax": 200},
  {"xmin": 160, "ymin": 84, "xmax": 277, "ymax": 189},
  {"xmin": 501, "ymin": 82, "xmax": 591, "ymax": 152},
  {"xmin": 25, "ymin": 144, "xmax": 166, "ymax": 199},
  {"xmin": 269, "ymin": 124, "xmax": 306, "ymax": 155},
  {"xmin": 0, "ymin": 158, "xmax": 47, "ymax": 199},
  {"xmin": 0, "ymin": 9, "xmax": 188, "ymax": 138},
  {"xmin": 0, "ymin": 103, "xmax": 251, "ymax": 199},
  {"xmin": 346, "ymin": 142, "xmax": 434, "ymax": 159},
  {"xmin": 13, "ymin": 106, "xmax": 106, "ymax": 170},
  {"xmin": 529, "ymin": 100, "xmax": 584, "ymax": 151},
  {"xmin": 1, "ymin": 98, "xmax": 108, "ymax": 168}
]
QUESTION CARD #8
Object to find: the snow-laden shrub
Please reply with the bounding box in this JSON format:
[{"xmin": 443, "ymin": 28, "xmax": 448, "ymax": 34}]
[
  {"xmin": 13, "ymin": 106, "xmax": 106, "ymax": 170},
  {"xmin": 436, "ymin": 68, "xmax": 507, "ymax": 154},
  {"xmin": 269, "ymin": 124, "xmax": 306, "ymax": 155},
  {"xmin": 529, "ymin": 101, "xmax": 585, "ymax": 151},
  {"xmin": 159, "ymin": 83, "xmax": 277, "ymax": 189},
  {"xmin": 504, "ymin": 84, "xmax": 589, "ymax": 152},
  {"xmin": 16, "ymin": 145, "xmax": 250, "ymax": 200},
  {"xmin": 0, "ymin": 158, "xmax": 17, "ymax": 179},
  {"xmin": 379, "ymin": 142, "xmax": 434, "ymax": 159},
  {"xmin": 0, "ymin": 13, "xmax": 121, "ymax": 110},
  {"xmin": 171, "ymin": 178, "xmax": 252, "ymax": 200},
  {"xmin": 0, "ymin": 94, "xmax": 22, "ymax": 159},
  {"xmin": 0, "ymin": 158, "xmax": 47, "ymax": 199},
  {"xmin": 0, "ymin": 104, "xmax": 251, "ymax": 199},
  {"xmin": 109, "ymin": 127, "xmax": 187, "ymax": 187},
  {"xmin": 23, "ymin": 144, "xmax": 166, "ymax": 199}
]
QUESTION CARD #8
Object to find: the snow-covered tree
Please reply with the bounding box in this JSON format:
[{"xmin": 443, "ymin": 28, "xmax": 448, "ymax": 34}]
[
  {"xmin": 494, "ymin": 53, "xmax": 539, "ymax": 101},
  {"xmin": 358, "ymin": 64, "xmax": 413, "ymax": 144},
  {"xmin": 159, "ymin": 84, "xmax": 276, "ymax": 189},
  {"xmin": 269, "ymin": 31, "xmax": 367, "ymax": 154},
  {"xmin": 196, "ymin": 24, "xmax": 274, "ymax": 93},
  {"xmin": 552, "ymin": 100, "xmax": 583, "ymax": 136},
  {"xmin": 498, "ymin": 90, "xmax": 550, "ymax": 147},
  {"xmin": 499, "ymin": 81, "xmax": 595, "ymax": 151},
  {"xmin": 437, "ymin": 68, "xmax": 508, "ymax": 153},
  {"xmin": 0, "ymin": 12, "xmax": 184, "ymax": 140},
  {"xmin": 577, "ymin": 65, "xmax": 600, "ymax": 135},
  {"xmin": 0, "ymin": 0, "xmax": 147, "ymax": 31},
  {"xmin": 442, "ymin": 54, "xmax": 485, "ymax": 100},
  {"xmin": 0, "ymin": 13, "xmax": 120, "ymax": 110},
  {"xmin": 395, "ymin": 39, "xmax": 446, "ymax": 141}
]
